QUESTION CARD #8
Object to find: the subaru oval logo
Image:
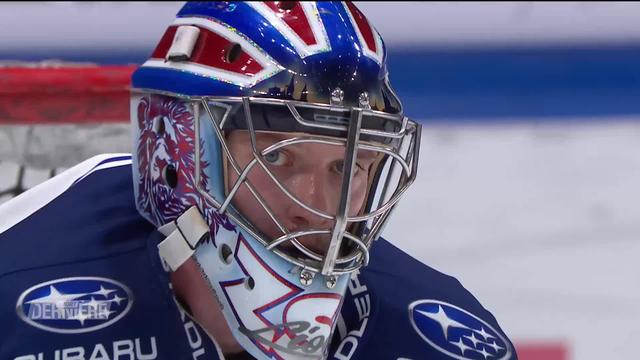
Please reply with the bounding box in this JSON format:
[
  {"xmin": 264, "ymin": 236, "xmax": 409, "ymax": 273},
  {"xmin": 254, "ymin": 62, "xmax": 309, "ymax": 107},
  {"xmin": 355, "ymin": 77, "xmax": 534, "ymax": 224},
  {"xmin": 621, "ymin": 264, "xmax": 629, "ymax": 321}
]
[
  {"xmin": 409, "ymin": 299, "xmax": 512, "ymax": 360},
  {"xmin": 16, "ymin": 277, "xmax": 134, "ymax": 334}
]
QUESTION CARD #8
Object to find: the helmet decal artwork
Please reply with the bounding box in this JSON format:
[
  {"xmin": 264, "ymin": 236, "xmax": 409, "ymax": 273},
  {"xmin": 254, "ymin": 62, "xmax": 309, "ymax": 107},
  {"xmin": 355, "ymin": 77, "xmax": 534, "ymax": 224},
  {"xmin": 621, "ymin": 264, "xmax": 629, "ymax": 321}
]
[
  {"xmin": 131, "ymin": 2, "xmax": 421, "ymax": 359},
  {"xmin": 133, "ymin": 95, "xmax": 236, "ymax": 234}
]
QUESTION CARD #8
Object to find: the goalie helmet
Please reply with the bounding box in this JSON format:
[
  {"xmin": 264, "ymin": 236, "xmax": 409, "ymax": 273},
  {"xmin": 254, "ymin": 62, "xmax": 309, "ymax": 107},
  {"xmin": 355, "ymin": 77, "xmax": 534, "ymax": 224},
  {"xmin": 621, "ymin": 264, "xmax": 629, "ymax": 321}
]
[{"xmin": 130, "ymin": 2, "xmax": 420, "ymax": 359}]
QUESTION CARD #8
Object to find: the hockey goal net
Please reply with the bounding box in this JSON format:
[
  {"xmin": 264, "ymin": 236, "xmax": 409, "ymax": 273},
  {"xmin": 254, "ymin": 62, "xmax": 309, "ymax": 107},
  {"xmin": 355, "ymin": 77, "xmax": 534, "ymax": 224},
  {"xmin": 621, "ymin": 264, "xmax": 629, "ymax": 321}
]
[{"xmin": 0, "ymin": 62, "xmax": 136, "ymax": 204}]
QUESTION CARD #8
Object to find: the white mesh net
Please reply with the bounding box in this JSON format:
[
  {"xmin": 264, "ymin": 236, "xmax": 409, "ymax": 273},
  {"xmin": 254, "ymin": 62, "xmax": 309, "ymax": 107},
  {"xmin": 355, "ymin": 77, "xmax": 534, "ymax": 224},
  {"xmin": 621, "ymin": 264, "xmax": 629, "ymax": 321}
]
[{"xmin": 0, "ymin": 124, "xmax": 131, "ymax": 203}]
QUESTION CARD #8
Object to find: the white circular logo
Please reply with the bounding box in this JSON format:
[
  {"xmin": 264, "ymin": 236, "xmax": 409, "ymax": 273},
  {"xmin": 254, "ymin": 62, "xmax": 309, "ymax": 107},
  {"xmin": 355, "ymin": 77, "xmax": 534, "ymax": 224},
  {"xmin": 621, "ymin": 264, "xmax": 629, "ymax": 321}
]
[
  {"xmin": 409, "ymin": 299, "xmax": 512, "ymax": 360},
  {"xmin": 16, "ymin": 277, "xmax": 134, "ymax": 334}
]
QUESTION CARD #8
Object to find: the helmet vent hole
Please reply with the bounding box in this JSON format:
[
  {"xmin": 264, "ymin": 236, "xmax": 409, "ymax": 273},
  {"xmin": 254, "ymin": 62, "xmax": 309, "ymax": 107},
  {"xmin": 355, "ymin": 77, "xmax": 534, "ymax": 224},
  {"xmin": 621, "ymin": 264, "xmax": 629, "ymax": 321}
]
[
  {"xmin": 164, "ymin": 164, "xmax": 178, "ymax": 188},
  {"xmin": 278, "ymin": 1, "xmax": 297, "ymax": 11},
  {"xmin": 153, "ymin": 116, "xmax": 166, "ymax": 135},
  {"xmin": 224, "ymin": 43, "xmax": 242, "ymax": 63},
  {"xmin": 244, "ymin": 276, "xmax": 255, "ymax": 290},
  {"xmin": 220, "ymin": 243, "xmax": 233, "ymax": 264}
]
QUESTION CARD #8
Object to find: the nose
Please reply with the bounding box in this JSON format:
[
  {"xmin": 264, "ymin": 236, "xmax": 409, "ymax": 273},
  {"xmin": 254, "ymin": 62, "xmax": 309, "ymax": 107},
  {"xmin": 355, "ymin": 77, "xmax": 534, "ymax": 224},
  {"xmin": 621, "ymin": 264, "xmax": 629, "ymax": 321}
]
[
  {"xmin": 282, "ymin": 167, "xmax": 337, "ymax": 252},
  {"xmin": 285, "ymin": 166, "xmax": 337, "ymax": 227}
]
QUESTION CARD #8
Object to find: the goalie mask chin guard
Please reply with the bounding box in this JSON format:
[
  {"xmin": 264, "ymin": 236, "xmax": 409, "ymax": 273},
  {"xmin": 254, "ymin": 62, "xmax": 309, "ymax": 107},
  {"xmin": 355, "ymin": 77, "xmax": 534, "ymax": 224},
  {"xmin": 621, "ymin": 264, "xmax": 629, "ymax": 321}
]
[{"xmin": 130, "ymin": 2, "xmax": 421, "ymax": 359}]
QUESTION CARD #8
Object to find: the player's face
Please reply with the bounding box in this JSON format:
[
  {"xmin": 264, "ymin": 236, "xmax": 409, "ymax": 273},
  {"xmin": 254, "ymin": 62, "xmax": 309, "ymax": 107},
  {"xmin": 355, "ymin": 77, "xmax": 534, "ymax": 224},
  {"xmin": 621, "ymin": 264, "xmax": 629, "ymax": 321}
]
[{"xmin": 225, "ymin": 131, "xmax": 378, "ymax": 255}]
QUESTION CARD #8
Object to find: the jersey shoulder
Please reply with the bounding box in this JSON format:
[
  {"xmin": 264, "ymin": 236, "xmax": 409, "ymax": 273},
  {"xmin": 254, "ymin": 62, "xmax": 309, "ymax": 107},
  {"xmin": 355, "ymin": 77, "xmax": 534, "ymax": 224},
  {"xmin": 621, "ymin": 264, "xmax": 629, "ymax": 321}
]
[
  {"xmin": 0, "ymin": 153, "xmax": 154, "ymax": 277},
  {"xmin": 0, "ymin": 154, "xmax": 225, "ymax": 360},
  {"xmin": 369, "ymin": 238, "xmax": 502, "ymax": 315},
  {"xmin": 333, "ymin": 238, "xmax": 518, "ymax": 360}
]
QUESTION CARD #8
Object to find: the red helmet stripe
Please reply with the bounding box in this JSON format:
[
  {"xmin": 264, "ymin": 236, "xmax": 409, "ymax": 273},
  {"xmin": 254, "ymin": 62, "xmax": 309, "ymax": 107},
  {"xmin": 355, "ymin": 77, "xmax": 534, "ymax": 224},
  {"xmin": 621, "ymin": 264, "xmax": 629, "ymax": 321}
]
[
  {"xmin": 150, "ymin": 25, "xmax": 264, "ymax": 77},
  {"xmin": 264, "ymin": 2, "xmax": 317, "ymax": 46},
  {"xmin": 345, "ymin": 2, "xmax": 376, "ymax": 53},
  {"xmin": 150, "ymin": 26, "xmax": 177, "ymax": 60}
]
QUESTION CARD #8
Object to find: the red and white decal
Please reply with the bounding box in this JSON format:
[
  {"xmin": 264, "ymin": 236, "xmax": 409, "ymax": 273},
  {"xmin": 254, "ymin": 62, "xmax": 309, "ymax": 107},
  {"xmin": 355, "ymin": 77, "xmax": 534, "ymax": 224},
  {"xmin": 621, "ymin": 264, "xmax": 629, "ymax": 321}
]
[
  {"xmin": 246, "ymin": 1, "xmax": 331, "ymax": 58},
  {"xmin": 143, "ymin": 17, "xmax": 283, "ymax": 87},
  {"xmin": 343, "ymin": 2, "xmax": 384, "ymax": 65},
  {"xmin": 221, "ymin": 235, "xmax": 302, "ymax": 358},
  {"xmin": 282, "ymin": 293, "xmax": 342, "ymax": 344}
]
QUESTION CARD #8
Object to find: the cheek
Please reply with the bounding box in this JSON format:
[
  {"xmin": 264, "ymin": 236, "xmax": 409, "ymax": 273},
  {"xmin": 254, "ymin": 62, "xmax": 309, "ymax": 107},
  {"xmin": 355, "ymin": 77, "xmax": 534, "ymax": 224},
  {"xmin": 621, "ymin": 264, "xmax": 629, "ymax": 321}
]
[
  {"xmin": 245, "ymin": 167, "xmax": 281, "ymax": 201},
  {"xmin": 348, "ymin": 174, "xmax": 369, "ymax": 215},
  {"xmin": 231, "ymin": 166, "xmax": 287, "ymax": 219},
  {"xmin": 228, "ymin": 167, "xmax": 283, "ymax": 238}
]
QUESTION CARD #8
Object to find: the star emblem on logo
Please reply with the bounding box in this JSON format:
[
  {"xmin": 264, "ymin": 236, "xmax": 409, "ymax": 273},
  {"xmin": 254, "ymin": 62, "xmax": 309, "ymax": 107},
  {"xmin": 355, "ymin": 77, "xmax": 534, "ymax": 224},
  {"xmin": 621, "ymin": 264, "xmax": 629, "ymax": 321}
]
[
  {"xmin": 416, "ymin": 305, "xmax": 469, "ymax": 340},
  {"xmin": 409, "ymin": 300, "xmax": 513, "ymax": 360}
]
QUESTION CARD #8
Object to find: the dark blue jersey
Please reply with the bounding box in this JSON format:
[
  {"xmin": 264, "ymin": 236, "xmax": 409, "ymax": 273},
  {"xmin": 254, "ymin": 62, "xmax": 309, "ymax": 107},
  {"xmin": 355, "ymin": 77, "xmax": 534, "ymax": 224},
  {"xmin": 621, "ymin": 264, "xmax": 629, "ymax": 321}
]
[{"xmin": 0, "ymin": 154, "xmax": 517, "ymax": 360}]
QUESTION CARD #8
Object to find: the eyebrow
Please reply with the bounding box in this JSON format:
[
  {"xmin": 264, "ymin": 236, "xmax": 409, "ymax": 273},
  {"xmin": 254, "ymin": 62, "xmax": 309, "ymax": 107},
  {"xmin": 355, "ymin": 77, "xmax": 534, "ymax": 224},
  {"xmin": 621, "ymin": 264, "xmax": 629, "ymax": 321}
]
[
  {"xmin": 255, "ymin": 132, "xmax": 379, "ymax": 160},
  {"xmin": 357, "ymin": 148, "xmax": 379, "ymax": 161},
  {"xmin": 255, "ymin": 132, "xmax": 289, "ymax": 143}
]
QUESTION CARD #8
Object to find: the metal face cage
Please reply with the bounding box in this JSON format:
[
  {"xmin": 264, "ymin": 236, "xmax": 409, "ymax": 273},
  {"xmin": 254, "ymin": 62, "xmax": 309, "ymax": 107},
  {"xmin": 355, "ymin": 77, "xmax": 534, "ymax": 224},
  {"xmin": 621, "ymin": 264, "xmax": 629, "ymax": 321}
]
[{"xmin": 179, "ymin": 94, "xmax": 420, "ymax": 277}]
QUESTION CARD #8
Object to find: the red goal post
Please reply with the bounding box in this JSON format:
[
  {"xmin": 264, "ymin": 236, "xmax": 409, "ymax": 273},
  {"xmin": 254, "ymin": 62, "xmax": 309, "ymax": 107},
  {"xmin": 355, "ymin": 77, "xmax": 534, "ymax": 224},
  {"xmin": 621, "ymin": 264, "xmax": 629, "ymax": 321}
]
[
  {"xmin": 0, "ymin": 62, "xmax": 136, "ymax": 202},
  {"xmin": 0, "ymin": 62, "xmax": 136, "ymax": 124}
]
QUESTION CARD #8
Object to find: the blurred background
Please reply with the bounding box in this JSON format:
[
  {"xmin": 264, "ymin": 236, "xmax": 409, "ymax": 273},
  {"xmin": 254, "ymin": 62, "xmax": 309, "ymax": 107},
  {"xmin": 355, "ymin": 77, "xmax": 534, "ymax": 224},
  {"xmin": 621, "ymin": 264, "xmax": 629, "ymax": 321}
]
[{"xmin": 1, "ymin": 2, "xmax": 639, "ymax": 359}]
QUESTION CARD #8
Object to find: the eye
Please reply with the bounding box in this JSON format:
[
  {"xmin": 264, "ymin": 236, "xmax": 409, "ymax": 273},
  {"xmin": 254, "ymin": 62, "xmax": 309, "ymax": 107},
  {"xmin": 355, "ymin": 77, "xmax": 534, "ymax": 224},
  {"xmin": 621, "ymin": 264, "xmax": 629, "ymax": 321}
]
[{"xmin": 263, "ymin": 150, "xmax": 288, "ymax": 166}]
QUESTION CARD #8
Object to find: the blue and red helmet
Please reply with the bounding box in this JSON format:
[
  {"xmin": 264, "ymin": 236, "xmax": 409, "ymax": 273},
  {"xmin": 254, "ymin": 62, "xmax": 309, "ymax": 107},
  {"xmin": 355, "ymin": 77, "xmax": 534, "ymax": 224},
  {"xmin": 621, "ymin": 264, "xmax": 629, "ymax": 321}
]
[
  {"xmin": 133, "ymin": 1, "xmax": 402, "ymax": 112},
  {"xmin": 131, "ymin": 2, "xmax": 420, "ymax": 359}
]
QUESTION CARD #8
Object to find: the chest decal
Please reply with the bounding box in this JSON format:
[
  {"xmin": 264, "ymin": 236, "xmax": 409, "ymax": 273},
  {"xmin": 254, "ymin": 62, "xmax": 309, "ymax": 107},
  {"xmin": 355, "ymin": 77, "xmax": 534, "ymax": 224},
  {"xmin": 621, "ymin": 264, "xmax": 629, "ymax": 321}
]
[
  {"xmin": 408, "ymin": 300, "xmax": 512, "ymax": 360},
  {"xmin": 16, "ymin": 276, "xmax": 134, "ymax": 334}
]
